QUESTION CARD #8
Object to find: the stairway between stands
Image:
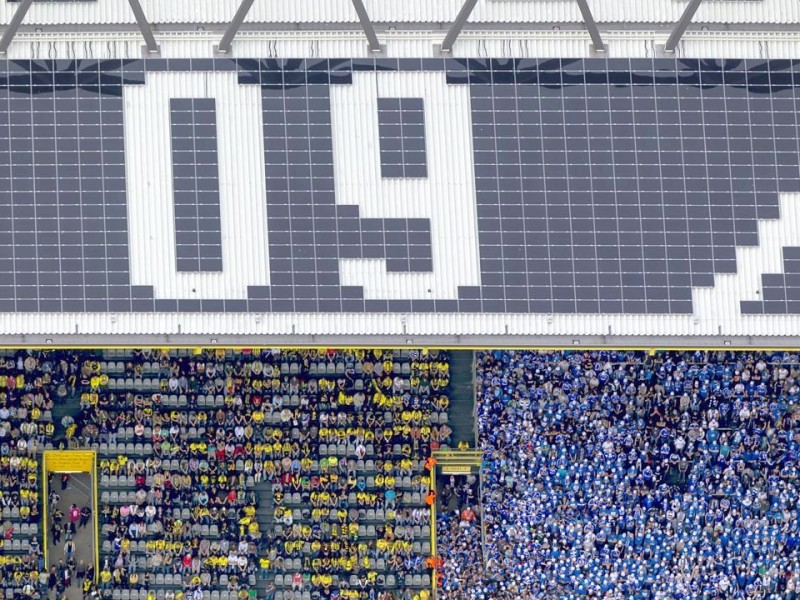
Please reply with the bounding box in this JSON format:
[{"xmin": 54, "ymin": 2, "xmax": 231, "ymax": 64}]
[
  {"xmin": 252, "ymin": 479, "xmax": 275, "ymax": 597},
  {"xmin": 446, "ymin": 351, "xmax": 477, "ymax": 448}
]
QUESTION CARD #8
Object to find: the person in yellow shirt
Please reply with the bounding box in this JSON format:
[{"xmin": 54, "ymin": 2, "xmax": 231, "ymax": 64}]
[{"xmin": 259, "ymin": 557, "xmax": 270, "ymax": 579}]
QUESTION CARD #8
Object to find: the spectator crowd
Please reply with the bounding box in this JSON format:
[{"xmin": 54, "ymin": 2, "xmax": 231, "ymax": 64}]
[
  {"xmin": 15, "ymin": 347, "xmax": 800, "ymax": 599},
  {"xmin": 71, "ymin": 348, "xmax": 449, "ymax": 600},
  {"xmin": 435, "ymin": 475, "xmax": 483, "ymax": 599},
  {"xmin": 440, "ymin": 350, "xmax": 800, "ymax": 599},
  {"xmin": 0, "ymin": 350, "xmax": 80, "ymax": 597}
]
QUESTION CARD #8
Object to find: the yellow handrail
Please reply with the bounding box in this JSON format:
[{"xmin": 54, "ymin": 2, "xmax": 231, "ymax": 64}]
[
  {"xmin": 93, "ymin": 452, "xmax": 99, "ymax": 583},
  {"xmin": 430, "ymin": 463, "xmax": 437, "ymax": 600},
  {"xmin": 42, "ymin": 455, "xmax": 48, "ymax": 569}
]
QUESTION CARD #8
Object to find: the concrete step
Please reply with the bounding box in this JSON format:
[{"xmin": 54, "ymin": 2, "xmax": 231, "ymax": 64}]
[
  {"xmin": 447, "ymin": 350, "xmax": 476, "ymax": 446},
  {"xmin": 50, "ymin": 393, "xmax": 83, "ymax": 442},
  {"xmin": 252, "ymin": 481, "xmax": 274, "ymax": 594}
]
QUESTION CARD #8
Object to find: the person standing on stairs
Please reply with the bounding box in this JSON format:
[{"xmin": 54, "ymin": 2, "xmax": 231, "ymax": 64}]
[
  {"xmin": 69, "ymin": 504, "xmax": 80, "ymax": 527},
  {"xmin": 64, "ymin": 538, "xmax": 76, "ymax": 562},
  {"xmin": 65, "ymin": 519, "xmax": 76, "ymax": 543},
  {"xmin": 51, "ymin": 520, "xmax": 62, "ymax": 545},
  {"xmin": 79, "ymin": 505, "xmax": 91, "ymax": 528},
  {"xmin": 48, "ymin": 566, "xmax": 57, "ymax": 594},
  {"xmin": 76, "ymin": 559, "xmax": 86, "ymax": 581},
  {"xmin": 61, "ymin": 563, "xmax": 71, "ymax": 589}
]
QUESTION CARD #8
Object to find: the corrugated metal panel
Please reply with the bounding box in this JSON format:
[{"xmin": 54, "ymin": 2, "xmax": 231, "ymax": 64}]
[
  {"xmin": 671, "ymin": 31, "xmax": 789, "ymax": 58},
  {"xmin": 1, "ymin": 0, "xmax": 799, "ymax": 26},
  {"xmin": 1, "ymin": 310, "xmax": 800, "ymax": 336},
  {"xmin": 8, "ymin": 31, "xmax": 800, "ymax": 60}
]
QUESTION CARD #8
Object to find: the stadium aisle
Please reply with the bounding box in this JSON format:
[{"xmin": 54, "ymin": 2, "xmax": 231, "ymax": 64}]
[
  {"xmin": 47, "ymin": 473, "xmax": 95, "ymax": 600},
  {"xmin": 445, "ymin": 351, "xmax": 476, "ymax": 446}
]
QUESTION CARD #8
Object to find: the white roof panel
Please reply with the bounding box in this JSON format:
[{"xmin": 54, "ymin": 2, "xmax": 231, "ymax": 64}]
[{"xmin": 1, "ymin": 0, "xmax": 798, "ymax": 27}]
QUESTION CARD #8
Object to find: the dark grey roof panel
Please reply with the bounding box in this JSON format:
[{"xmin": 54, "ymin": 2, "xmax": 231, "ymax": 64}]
[{"xmin": 0, "ymin": 59, "xmax": 794, "ymax": 314}]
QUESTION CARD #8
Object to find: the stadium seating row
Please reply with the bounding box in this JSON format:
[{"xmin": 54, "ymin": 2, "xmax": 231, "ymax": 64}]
[{"xmin": 74, "ymin": 349, "xmax": 449, "ymax": 600}]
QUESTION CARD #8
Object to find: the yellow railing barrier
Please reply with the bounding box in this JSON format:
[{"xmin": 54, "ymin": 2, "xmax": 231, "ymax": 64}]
[
  {"xmin": 3, "ymin": 345, "xmax": 793, "ymax": 351},
  {"xmin": 430, "ymin": 464, "xmax": 437, "ymax": 600}
]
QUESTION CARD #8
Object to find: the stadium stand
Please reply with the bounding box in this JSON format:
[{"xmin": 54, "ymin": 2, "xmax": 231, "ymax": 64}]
[
  {"xmin": 448, "ymin": 349, "xmax": 800, "ymax": 599},
  {"xmin": 0, "ymin": 1, "xmax": 799, "ymax": 600},
  {"xmin": 67, "ymin": 349, "xmax": 451, "ymax": 600},
  {"xmin": 11, "ymin": 347, "xmax": 800, "ymax": 600},
  {"xmin": 0, "ymin": 351, "xmax": 79, "ymax": 596}
]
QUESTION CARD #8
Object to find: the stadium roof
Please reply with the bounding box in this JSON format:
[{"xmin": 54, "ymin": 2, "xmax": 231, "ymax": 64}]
[
  {"xmin": 0, "ymin": 0, "xmax": 798, "ymax": 27},
  {"xmin": 0, "ymin": 1, "xmax": 797, "ymax": 346},
  {"xmin": 1, "ymin": 0, "xmax": 799, "ymax": 59}
]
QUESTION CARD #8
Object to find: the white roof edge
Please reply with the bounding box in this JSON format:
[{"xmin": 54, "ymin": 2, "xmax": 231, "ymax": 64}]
[
  {"xmin": 2, "ymin": 29, "xmax": 799, "ymax": 59},
  {"xmin": 1, "ymin": 334, "xmax": 798, "ymax": 349},
  {"xmin": 0, "ymin": 0, "xmax": 799, "ymax": 27},
  {"xmin": 1, "ymin": 312, "xmax": 800, "ymax": 339}
]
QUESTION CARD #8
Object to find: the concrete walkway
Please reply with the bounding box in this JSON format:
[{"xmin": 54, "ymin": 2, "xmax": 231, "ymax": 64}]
[{"xmin": 47, "ymin": 472, "xmax": 96, "ymax": 600}]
